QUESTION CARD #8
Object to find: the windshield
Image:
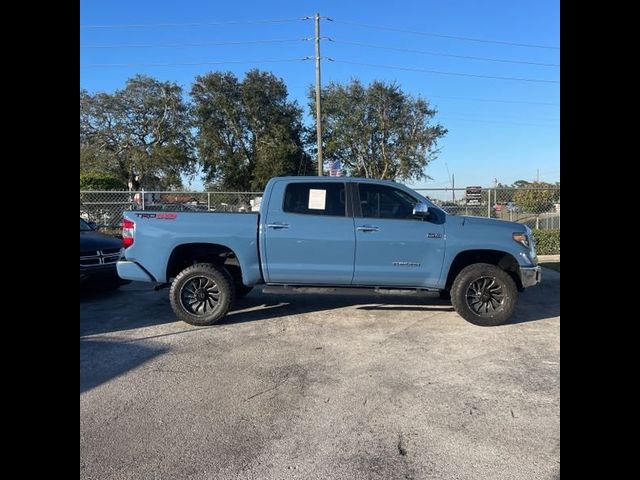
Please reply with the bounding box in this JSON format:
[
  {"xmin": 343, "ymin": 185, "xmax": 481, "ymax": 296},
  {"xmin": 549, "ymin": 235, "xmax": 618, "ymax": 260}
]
[{"xmin": 80, "ymin": 218, "xmax": 93, "ymax": 231}]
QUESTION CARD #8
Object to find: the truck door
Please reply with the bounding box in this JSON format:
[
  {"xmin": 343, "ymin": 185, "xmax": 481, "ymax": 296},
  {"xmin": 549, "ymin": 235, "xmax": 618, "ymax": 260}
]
[
  {"xmin": 352, "ymin": 183, "xmax": 445, "ymax": 287},
  {"xmin": 262, "ymin": 180, "xmax": 356, "ymax": 284}
]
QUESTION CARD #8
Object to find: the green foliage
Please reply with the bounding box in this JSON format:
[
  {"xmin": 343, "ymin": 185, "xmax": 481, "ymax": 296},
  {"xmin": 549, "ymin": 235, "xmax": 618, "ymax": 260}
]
[
  {"xmin": 513, "ymin": 181, "xmax": 556, "ymax": 214},
  {"xmin": 80, "ymin": 75, "xmax": 195, "ymax": 189},
  {"xmin": 513, "ymin": 180, "xmax": 531, "ymax": 188},
  {"xmin": 80, "ymin": 172, "xmax": 127, "ymax": 191},
  {"xmin": 309, "ymin": 79, "xmax": 447, "ymax": 181},
  {"xmin": 191, "ymin": 69, "xmax": 313, "ymax": 191},
  {"xmin": 532, "ymin": 229, "xmax": 560, "ymax": 255}
]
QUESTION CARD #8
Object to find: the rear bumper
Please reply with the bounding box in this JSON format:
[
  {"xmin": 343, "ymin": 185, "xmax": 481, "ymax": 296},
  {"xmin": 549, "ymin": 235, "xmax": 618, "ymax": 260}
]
[
  {"xmin": 520, "ymin": 266, "xmax": 542, "ymax": 288},
  {"xmin": 80, "ymin": 264, "xmax": 130, "ymax": 286},
  {"xmin": 117, "ymin": 261, "xmax": 156, "ymax": 282}
]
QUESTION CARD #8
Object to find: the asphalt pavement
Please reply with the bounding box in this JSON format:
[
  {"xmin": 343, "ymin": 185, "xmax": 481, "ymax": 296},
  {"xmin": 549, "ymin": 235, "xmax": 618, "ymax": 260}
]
[{"xmin": 81, "ymin": 268, "xmax": 560, "ymax": 480}]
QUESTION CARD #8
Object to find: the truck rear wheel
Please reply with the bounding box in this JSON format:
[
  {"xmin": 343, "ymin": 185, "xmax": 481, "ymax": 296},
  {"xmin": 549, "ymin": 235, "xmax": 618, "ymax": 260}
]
[
  {"xmin": 450, "ymin": 263, "xmax": 517, "ymax": 326},
  {"xmin": 169, "ymin": 263, "xmax": 235, "ymax": 326}
]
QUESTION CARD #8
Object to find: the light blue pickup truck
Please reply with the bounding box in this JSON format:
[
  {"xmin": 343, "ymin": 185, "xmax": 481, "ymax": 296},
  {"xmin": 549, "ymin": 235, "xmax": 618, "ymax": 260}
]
[{"xmin": 117, "ymin": 177, "xmax": 541, "ymax": 327}]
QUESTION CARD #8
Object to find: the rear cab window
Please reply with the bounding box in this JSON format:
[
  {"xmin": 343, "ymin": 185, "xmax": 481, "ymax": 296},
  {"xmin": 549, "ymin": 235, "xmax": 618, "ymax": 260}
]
[{"xmin": 283, "ymin": 182, "xmax": 346, "ymax": 217}]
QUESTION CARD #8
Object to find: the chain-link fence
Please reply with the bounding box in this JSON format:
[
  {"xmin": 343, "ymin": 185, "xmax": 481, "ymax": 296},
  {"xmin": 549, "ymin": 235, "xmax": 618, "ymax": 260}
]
[
  {"xmin": 80, "ymin": 190, "xmax": 264, "ymax": 228},
  {"xmin": 415, "ymin": 187, "xmax": 560, "ymax": 230},
  {"xmin": 81, "ymin": 187, "xmax": 559, "ymax": 231}
]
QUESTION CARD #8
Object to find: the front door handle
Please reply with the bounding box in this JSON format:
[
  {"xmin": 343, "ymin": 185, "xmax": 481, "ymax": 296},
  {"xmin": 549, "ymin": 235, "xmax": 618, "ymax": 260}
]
[
  {"xmin": 356, "ymin": 225, "xmax": 380, "ymax": 232},
  {"xmin": 267, "ymin": 222, "xmax": 290, "ymax": 229}
]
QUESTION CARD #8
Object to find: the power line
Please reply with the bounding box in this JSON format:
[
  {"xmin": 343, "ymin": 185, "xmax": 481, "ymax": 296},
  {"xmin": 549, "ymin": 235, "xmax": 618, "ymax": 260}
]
[
  {"xmin": 438, "ymin": 117, "xmax": 559, "ymax": 128},
  {"xmin": 426, "ymin": 94, "xmax": 558, "ymax": 107},
  {"xmin": 332, "ymin": 40, "xmax": 559, "ymax": 67},
  {"xmin": 81, "ymin": 58, "xmax": 306, "ymax": 68},
  {"xmin": 80, "ymin": 18, "xmax": 307, "ymax": 29},
  {"xmin": 332, "ymin": 20, "xmax": 560, "ymax": 50},
  {"xmin": 80, "ymin": 38, "xmax": 307, "ymax": 49},
  {"xmin": 441, "ymin": 112, "xmax": 559, "ymax": 123},
  {"xmin": 333, "ymin": 60, "xmax": 560, "ymax": 84}
]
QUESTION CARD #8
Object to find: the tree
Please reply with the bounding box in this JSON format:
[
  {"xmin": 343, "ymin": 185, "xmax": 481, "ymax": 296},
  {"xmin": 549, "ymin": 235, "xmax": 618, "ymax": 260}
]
[
  {"xmin": 513, "ymin": 181, "xmax": 556, "ymax": 214},
  {"xmin": 309, "ymin": 79, "xmax": 447, "ymax": 180},
  {"xmin": 80, "ymin": 75, "xmax": 195, "ymax": 189},
  {"xmin": 494, "ymin": 182, "xmax": 516, "ymax": 204},
  {"xmin": 552, "ymin": 181, "xmax": 560, "ymax": 203},
  {"xmin": 513, "ymin": 180, "xmax": 531, "ymax": 189},
  {"xmin": 191, "ymin": 69, "xmax": 313, "ymax": 191}
]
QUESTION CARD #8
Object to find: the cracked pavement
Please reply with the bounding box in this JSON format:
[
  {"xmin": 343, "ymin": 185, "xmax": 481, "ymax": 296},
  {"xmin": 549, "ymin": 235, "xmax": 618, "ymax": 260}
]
[{"xmin": 81, "ymin": 268, "xmax": 559, "ymax": 480}]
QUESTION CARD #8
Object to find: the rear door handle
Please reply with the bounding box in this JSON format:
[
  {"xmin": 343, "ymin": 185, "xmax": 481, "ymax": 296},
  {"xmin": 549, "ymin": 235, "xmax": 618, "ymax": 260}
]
[
  {"xmin": 356, "ymin": 225, "xmax": 380, "ymax": 232},
  {"xmin": 267, "ymin": 222, "xmax": 290, "ymax": 229}
]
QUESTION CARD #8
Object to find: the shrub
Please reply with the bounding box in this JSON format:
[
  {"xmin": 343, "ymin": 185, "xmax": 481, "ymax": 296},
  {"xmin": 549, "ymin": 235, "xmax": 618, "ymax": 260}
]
[
  {"xmin": 532, "ymin": 229, "xmax": 560, "ymax": 255},
  {"xmin": 80, "ymin": 172, "xmax": 126, "ymax": 191}
]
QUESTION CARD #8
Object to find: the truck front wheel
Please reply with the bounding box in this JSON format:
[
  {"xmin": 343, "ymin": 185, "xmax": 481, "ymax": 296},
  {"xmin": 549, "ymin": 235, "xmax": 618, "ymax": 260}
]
[
  {"xmin": 450, "ymin": 263, "xmax": 518, "ymax": 326},
  {"xmin": 169, "ymin": 263, "xmax": 235, "ymax": 326}
]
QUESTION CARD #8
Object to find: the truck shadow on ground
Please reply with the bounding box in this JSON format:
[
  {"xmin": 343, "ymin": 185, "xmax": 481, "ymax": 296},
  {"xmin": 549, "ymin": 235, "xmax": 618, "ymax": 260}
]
[
  {"xmin": 80, "ymin": 339, "xmax": 167, "ymax": 394},
  {"xmin": 80, "ymin": 274, "xmax": 559, "ymax": 336},
  {"xmin": 221, "ymin": 276, "xmax": 559, "ymax": 326},
  {"xmin": 219, "ymin": 294, "xmax": 455, "ymax": 326}
]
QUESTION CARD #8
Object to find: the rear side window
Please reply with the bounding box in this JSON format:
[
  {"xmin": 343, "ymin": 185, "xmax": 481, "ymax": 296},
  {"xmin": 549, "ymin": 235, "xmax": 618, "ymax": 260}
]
[{"xmin": 283, "ymin": 182, "xmax": 346, "ymax": 217}]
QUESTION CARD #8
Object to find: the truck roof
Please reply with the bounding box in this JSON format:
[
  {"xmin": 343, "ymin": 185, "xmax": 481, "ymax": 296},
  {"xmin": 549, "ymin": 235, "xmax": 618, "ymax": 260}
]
[{"xmin": 271, "ymin": 176, "xmax": 399, "ymax": 186}]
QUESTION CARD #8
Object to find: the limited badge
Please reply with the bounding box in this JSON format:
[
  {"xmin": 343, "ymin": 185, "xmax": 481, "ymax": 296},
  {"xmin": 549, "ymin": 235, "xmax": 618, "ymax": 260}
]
[{"xmin": 427, "ymin": 232, "xmax": 443, "ymax": 239}]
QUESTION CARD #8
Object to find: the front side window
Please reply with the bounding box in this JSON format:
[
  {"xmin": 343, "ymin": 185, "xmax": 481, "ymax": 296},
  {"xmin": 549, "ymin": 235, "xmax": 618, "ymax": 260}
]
[
  {"xmin": 358, "ymin": 184, "xmax": 419, "ymax": 220},
  {"xmin": 283, "ymin": 182, "xmax": 346, "ymax": 217}
]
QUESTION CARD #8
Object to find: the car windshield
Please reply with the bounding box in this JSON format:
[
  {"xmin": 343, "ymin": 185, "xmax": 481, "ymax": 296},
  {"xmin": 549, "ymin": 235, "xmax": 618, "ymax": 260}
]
[{"xmin": 80, "ymin": 218, "xmax": 93, "ymax": 231}]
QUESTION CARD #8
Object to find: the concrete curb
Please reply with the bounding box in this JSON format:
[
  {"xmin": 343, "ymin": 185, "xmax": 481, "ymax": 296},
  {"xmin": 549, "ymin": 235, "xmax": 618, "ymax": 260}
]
[{"xmin": 538, "ymin": 255, "xmax": 560, "ymax": 262}]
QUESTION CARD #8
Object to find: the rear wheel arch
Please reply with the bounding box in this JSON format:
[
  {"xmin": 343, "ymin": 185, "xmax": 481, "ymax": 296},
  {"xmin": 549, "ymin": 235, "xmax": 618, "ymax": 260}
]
[{"xmin": 166, "ymin": 243, "xmax": 244, "ymax": 286}]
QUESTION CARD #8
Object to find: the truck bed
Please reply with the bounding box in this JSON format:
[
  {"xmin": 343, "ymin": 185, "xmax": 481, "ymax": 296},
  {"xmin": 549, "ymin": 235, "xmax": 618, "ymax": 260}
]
[{"xmin": 120, "ymin": 211, "xmax": 262, "ymax": 285}]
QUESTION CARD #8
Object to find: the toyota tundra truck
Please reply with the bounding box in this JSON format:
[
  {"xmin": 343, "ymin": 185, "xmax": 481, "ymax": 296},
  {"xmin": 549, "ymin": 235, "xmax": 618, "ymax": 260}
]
[{"xmin": 117, "ymin": 177, "xmax": 541, "ymax": 326}]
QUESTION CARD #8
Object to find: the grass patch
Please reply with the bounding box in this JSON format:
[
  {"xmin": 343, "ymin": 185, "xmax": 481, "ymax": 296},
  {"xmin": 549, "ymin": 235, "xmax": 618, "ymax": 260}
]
[{"xmin": 541, "ymin": 262, "xmax": 560, "ymax": 272}]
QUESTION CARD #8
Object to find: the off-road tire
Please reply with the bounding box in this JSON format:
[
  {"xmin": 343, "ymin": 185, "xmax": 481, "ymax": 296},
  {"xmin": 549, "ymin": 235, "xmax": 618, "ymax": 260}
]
[
  {"xmin": 450, "ymin": 263, "xmax": 518, "ymax": 326},
  {"xmin": 169, "ymin": 263, "xmax": 235, "ymax": 326}
]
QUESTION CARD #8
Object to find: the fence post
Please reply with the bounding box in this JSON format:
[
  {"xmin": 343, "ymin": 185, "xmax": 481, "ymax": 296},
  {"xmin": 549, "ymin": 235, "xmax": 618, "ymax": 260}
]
[
  {"xmin": 487, "ymin": 189, "xmax": 491, "ymax": 218},
  {"xmin": 141, "ymin": 189, "xmax": 145, "ymax": 210},
  {"xmin": 207, "ymin": 192, "xmax": 211, "ymax": 211}
]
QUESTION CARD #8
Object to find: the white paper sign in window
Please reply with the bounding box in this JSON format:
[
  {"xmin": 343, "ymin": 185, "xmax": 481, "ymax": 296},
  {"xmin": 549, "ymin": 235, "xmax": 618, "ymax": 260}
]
[{"xmin": 308, "ymin": 189, "xmax": 326, "ymax": 210}]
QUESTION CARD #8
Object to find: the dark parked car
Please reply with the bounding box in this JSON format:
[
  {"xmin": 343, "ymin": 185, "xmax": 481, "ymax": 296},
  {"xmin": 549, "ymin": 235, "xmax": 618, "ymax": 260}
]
[
  {"xmin": 143, "ymin": 203, "xmax": 210, "ymax": 212},
  {"xmin": 80, "ymin": 218, "xmax": 129, "ymax": 289}
]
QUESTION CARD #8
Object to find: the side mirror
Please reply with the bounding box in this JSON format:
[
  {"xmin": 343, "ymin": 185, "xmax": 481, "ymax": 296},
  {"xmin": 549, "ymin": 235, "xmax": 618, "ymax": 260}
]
[
  {"xmin": 88, "ymin": 221, "xmax": 97, "ymax": 230},
  {"xmin": 413, "ymin": 202, "xmax": 430, "ymax": 218}
]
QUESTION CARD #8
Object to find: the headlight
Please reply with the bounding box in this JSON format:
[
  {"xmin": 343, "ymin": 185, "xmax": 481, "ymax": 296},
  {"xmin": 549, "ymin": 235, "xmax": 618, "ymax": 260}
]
[{"xmin": 512, "ymin": 232, "xmax": 530, "ymax": 248}]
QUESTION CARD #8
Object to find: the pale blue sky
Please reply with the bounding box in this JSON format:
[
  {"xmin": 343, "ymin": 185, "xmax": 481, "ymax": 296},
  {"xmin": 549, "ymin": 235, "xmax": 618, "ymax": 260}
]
[{"xmin": 80, "ymin": 0, "xmax": 560, "ymax": 190}]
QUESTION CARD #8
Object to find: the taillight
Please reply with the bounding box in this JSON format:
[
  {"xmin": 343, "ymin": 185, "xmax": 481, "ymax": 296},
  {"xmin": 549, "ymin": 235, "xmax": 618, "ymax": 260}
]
[{"xmin": 122, "ymin": 219, "xmax": 135, "ymax": 248}]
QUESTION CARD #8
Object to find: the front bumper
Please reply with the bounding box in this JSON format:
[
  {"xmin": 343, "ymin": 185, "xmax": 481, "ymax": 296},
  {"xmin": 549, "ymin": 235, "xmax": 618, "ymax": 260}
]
[{"xmin": 520, "ymin": 266, "xmax": 542, "ymax": 288}]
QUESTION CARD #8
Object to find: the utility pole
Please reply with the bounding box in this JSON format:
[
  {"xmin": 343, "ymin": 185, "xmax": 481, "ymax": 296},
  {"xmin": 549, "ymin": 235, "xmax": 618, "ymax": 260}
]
[
  {"xmin": 452, "ymin": 173, "xmax": 455, "ymax": 203},
  {"xmin": 315, "ymin": 12, "xmax": 323, "ymax": 176},
  {"xmin": 536, "ymin": 168, "xmax": 539, "ymax": 182}
]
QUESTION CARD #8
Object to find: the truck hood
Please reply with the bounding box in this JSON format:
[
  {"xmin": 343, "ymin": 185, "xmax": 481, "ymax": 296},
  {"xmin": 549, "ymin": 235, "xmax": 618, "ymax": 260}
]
[{"xmin": 458, "ymin": 216, "xmax": 524, "ymax": 231}]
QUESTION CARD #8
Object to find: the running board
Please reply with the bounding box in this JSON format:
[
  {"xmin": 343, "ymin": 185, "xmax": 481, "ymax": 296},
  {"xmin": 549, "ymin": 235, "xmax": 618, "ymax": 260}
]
[{"xmin": 261, "ymin": 286, "xmax": 437, "ymax": 296}]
